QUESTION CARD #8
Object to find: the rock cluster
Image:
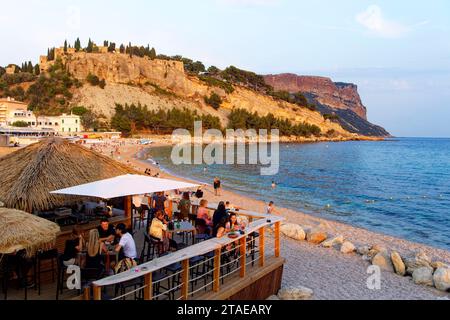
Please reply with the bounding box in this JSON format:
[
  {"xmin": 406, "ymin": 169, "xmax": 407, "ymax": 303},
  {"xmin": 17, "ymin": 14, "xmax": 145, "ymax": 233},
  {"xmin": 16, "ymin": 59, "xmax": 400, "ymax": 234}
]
[{"xmin": 279, "ymin": 222, "xmax": 450, "ymax": 293}]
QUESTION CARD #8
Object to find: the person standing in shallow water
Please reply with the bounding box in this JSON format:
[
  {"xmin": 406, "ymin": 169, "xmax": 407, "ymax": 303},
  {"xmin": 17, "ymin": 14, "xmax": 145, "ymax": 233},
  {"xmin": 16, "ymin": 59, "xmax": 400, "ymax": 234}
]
[{"xmin": 214, "ymin": 177, "xmax": 222, "ymax": 196}]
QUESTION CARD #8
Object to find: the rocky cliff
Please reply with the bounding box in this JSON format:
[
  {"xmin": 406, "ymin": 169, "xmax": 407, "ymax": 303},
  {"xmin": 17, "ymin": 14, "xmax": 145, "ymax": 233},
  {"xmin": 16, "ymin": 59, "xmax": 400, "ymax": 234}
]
[
  {"xmin": 264, "ymin": 73, "xmax": 390, "ymax": 137},
  {"xmin": 60, "ymin": 52, "xmax": 354, "ymax": 137}
]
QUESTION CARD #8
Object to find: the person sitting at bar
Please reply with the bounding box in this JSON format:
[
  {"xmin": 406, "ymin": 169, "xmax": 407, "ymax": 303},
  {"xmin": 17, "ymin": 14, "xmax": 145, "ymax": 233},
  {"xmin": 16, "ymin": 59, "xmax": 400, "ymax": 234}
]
[
  {"xmin": 85, "ymin": 229, "xmax": 103, "ymax": 270},
  {"xmin": 97, "ymin": 218, "xmax": 115, "ymax": 252},
  {"xmin": 114, "ymin": 223, "xmax": 137, "ymax": 262},
  {"xmin": 197, "ymin": 199, "xmax": 212, "ymax": 227},
  {"xmin": 177, "ymin": 192, "xmax": 191, "ymax": 220},
  {"xmin": 213, "ymin": 202, "xmax": 229, "ymax": 237},
  {"xmin": 229, "ymin": 213, "xmax": 241, "ymax": 231},
  {"xmin": 62, "ymin": 226, "xmax": 84, "ymax": 266},
  {"xmin": 149, "ymin": 211, "xmax": 178, "ymax": 252},
  {"xmin": 152, "ymin": 192, "xmax": 167, "ymax": 213},
  {"xmin": 194, "ymin": 187, "xmax": 204, "ymax": 199}
]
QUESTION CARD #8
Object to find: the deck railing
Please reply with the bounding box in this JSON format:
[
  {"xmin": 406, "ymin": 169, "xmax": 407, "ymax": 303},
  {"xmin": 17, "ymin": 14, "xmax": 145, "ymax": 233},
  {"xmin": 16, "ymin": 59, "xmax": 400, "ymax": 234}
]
[{"xmin": 88, "ymin": 206, "xmax": 284, "ymax": 300}]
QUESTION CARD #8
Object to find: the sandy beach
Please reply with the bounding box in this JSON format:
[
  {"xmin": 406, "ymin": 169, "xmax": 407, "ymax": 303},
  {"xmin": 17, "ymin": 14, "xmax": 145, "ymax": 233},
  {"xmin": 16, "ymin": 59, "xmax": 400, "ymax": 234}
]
[{"xmin": 48, "ymin": 138, "xmax": 450, "ymax": 299}]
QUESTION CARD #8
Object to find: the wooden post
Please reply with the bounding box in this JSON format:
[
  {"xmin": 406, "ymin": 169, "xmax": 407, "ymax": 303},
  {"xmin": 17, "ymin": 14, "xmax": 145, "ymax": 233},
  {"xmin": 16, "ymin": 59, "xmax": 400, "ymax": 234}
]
[
  {"xmin": 83, "ymin": 287, "xmax": 90, "ymax": 301},
  {"xmin": 274, "ymin": 221, "xmax": 281, "ymax": 258},
  {"xmin": 259, "ymin": 227, "xmax": 265, "ymax": 267},
  {"xmin": 240, "ymin": 236, "xmax": 246, "ymax": 277},
  {"xmin": 93, "ymin": 285, "xmax": 102, "ymax": 300},
  {"xmin": 213, "ymin": 248, "xmax": 221, "ymax": 292},
  {"xmin": 181, "ymin": 259, "xmax": 190, "ymax": 300},
  {"xmin": 144, "ymin": 273, "xmax": 153, "ymax": 300},
  {"xmin": 168, "ymin": 200, "xmax": 173, "ymax": 220},
  {"xmin": 125, "ymin": 195, "xmax": 132, "ymax": 229}
]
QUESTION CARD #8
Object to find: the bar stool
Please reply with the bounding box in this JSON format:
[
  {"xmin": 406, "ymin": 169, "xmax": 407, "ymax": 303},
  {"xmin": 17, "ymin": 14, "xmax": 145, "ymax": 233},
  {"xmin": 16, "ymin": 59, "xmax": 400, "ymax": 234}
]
[{"xmin": 36, "ymin": 248, "xmax": 58, "ymax": 295}]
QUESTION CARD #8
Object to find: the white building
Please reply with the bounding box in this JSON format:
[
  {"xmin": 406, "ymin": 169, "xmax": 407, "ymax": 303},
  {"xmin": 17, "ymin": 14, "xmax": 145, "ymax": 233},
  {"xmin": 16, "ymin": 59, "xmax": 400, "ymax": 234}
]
[{"xmin": 0, "ymin": 98, "xmax": 82, "ymax": 135}]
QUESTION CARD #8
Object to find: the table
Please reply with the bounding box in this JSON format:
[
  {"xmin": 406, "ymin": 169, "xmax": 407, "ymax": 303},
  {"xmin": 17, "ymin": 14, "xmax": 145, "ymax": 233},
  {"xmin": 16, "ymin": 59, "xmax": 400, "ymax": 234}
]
[{"xmin": 165, "ymin": 221, "xmax": 197, "ymax": 245}]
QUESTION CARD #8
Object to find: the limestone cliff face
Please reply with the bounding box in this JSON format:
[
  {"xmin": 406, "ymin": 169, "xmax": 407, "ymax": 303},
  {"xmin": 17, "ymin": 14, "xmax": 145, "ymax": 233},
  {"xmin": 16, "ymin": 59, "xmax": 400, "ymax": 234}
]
[
  {"xmin": 264, "ymin": 74, "xmax": 367, "ymax": 119},
  {"xmin": 62, "ymin": 52, "xmax": 361, "ymax": 137}
]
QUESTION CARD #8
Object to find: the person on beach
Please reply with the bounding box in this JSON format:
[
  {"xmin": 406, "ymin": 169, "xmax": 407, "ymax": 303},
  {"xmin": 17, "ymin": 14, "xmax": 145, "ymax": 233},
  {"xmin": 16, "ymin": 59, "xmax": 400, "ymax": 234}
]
[
  {"xmin": 272, "ymin": 181, "xmax": 277, "ymax": 189},
  {"xmin": 214, "ymin": 177, "xmax": 222, "ymax": 196},
  {"xmin": 267, "ymin": 201, "xmax": 275, "ymax": 214}
]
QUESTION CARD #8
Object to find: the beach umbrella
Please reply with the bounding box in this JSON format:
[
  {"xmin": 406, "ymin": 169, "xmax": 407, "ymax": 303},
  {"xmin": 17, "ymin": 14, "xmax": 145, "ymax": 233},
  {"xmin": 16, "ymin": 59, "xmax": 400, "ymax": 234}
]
[{"xmin": 0, "ymin": 208, "xmax": 60, "ymax": 256}]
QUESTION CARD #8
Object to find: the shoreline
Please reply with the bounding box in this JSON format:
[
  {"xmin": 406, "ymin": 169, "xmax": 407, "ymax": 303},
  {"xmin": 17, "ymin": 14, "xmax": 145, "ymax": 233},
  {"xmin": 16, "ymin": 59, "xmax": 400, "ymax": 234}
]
[{"xmin": 105, "ymin": 137, "xmax": 450, "ymax": 299}]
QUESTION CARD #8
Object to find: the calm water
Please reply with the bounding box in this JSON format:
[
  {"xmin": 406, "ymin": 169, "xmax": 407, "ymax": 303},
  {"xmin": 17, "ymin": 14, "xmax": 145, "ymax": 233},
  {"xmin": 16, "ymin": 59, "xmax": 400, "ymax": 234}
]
[{"xmin": 147, "ymin": 138, "xmax": 450, "ymax": 251}]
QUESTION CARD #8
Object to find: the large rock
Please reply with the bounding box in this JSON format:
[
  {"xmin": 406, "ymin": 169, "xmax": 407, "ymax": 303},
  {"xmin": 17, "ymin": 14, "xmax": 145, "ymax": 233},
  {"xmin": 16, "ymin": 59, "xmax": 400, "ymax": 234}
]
[
  {"xmin": 307, "ymin": 230, "xmax": 328, "ymax": 244},
  {"xmin": 0, "ymin": 201, "xmax": 4, "ymax": 207},
  {"xmin": 322, "ymin": 235, "xmax": 344, "ymax": 248},
  {"xmin": 278, "ymin": 286, "xmax": 314, "ymax": 300},
  {"xmin": 391, "ymin": 251, "xmax": 406, "ymax": 276},
  {"xmin": 433, "ymin": 268, "xmax": 450, "ymax": 292},
  {"xmin": 280, "ymin": 223, "xmax": 306, "ymax": 241},
  {"xmin": 431, "ymin": 262, "xmax": 449, "ymax": 270},
  {"xmin": 266, "ymin": 295, "xmax": 280, "ymax": 300},
  {"xmin": 357, "ymin": 245, "xmax": 371, "ymax": 256},
  {"xmin": 412, "ymin": 267, "xmax": 434, "ymax": 286},
  {"xmin": 404, "ymin": 251, "xmax": 432, "ymax": 275},
  {"xmin": 372, "ymin": 251, "xmax": 394, "ymax": 272},
  {"xmin": 340, "ymin": 241, "xmax": 356, "ymax": 254}
]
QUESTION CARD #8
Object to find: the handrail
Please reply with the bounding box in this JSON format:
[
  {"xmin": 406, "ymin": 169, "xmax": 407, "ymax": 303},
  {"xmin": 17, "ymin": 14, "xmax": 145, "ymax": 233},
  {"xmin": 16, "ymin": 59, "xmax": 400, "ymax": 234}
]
[{"xmin": 93, "ymin": 215, "xmax": 283, "ymax": 288}]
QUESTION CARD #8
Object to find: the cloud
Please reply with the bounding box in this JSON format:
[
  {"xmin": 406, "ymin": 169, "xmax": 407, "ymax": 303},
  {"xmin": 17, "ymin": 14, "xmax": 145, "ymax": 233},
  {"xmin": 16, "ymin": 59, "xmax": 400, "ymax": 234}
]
[{"xmin": 356, "ymin": 5, "xmax": 409, "ymax": 38}]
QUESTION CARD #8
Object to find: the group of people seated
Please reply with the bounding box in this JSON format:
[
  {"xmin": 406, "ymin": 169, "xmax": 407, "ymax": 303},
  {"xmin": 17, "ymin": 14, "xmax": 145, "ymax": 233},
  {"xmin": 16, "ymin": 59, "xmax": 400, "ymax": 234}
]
[
  {"xmin": 61, "ymin": 218, "xmax": 138, "ymax": 275},
  {"xmin": 197, "ymin": 199, "xmax": 245, "ymax": 238}
]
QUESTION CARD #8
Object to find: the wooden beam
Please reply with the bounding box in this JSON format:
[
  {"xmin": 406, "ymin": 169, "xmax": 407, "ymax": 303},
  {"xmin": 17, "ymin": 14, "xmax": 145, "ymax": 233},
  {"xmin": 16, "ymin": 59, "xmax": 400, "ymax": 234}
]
[
  {"xmin": 240, "ymin": 236, "xmax": 246, "ymax": 278},
  {"xmin": 83, "ymin": 287, "xmax": 90, "ymax": 301},
  {"xmin": 213, "ymin": 248, "xmax": 221, "ymax": 292},
  {"xmin": 274, "ymin": 222, "xmax": 281, "ymax": 258},
  {"xmin": 125, "ymin": 195, "xmax": 132, "ymax": 229},
  {"xmin": 168, "ymin": 199, "xmax": 173, "ymax": 220},
  {"xmin": 259, "ymin": 227, "xmax": 265, "ymax": 267},
  {"xmin": 93, "ymin": 285, "xmax": 101, "ymax": 300},
  {"xmin": 144, "ymin": 273, "xmax": 153, "ymax": 300},
  {"xmin": 181, "ymin": 259, "xmax": 190, "ymax": 300}
]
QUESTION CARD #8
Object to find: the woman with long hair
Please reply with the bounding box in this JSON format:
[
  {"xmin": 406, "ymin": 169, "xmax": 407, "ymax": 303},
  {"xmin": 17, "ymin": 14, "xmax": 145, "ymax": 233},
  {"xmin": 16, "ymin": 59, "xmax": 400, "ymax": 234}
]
[{"xmin": 85, "ymin": 229, "xmax": 103, "ymax": 269}]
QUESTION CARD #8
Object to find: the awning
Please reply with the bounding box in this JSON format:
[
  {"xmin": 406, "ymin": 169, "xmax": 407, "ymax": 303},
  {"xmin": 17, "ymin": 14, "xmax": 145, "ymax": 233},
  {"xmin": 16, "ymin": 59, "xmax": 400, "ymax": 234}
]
[{"xmin": 50, "ymin": 174, "xmax": 199, "ymax": 199}]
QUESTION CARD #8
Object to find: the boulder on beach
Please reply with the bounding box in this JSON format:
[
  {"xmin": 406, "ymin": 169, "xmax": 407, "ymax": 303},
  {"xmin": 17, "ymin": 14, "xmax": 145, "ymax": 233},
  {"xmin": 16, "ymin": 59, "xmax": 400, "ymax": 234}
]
[
  {"xmin": 433, "ymin": 267, "xmax": 450, "ymax": 292},
  {"xmin": 266, "ymin": 295, "xmax": 280, "ymax": 300},
  {"xmin": 412, "ymin": 267, "xmax": 434, "ymax": 286},
  {"xmin": 372, "ymin": 244, "xmax": 387, "ymax": 252},
  {"xmin": 391, "ymin": 251, "xmax": 406, "ymax": 276},
  {"xmin": 322, "ymin": 235, "xmax": 344, "ymax": 248},
  {"xmin": 280, "ymin": 223, "xmax": 306, "ymax": 241},
  {"xmin": 404, "ymin": 251, "xmax": 432, "ymax": 275},
  {"xmin": 307, "ymin": 229, "xmax": 328, "ymax": 244},
  {"xmin": 431, "ymin": 262, "xmax": 449, "ymax": 270},
  {"xmin": 278, "ymin": 286, "xmax": 314, "ymax": 300},
  {"xmin": 341, "ymin": 241, "xmax": 356, "ymax": 254},
  {"xmin": 372, "ymin": 251, "xmax": 394, "ymax": 272},
  {"xmin": 357, "ymin": 245, "xmax": 371, "ymax": 256}
]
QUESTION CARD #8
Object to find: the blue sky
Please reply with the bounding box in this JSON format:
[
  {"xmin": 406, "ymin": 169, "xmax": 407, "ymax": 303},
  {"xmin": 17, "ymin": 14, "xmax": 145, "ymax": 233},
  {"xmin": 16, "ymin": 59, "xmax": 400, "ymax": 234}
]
[{"xmin": 1, "ymin": 0, "xmax": 449, "ymax": 137}]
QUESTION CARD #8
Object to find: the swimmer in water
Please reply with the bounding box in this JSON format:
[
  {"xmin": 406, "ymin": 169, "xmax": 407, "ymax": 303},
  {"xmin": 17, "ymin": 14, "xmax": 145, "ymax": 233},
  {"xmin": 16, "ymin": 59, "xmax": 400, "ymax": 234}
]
[{"xmin": 271, "ymin": 181, "xmax": 277, "ymax": 189}]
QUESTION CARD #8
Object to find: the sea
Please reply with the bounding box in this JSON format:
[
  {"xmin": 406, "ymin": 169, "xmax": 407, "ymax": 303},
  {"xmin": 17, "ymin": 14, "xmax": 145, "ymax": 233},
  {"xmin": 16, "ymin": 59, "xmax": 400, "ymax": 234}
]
[{"xmin": 145, "ymin": 138, "xmax": 450, "ymax": 251}]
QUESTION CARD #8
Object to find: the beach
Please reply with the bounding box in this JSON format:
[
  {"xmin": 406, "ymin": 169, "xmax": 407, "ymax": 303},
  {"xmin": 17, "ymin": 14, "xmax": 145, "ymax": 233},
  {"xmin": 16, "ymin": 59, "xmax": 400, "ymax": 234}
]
[{"xmin": 96, "ymin": 137, "xmax": 450, "ymax": 300}]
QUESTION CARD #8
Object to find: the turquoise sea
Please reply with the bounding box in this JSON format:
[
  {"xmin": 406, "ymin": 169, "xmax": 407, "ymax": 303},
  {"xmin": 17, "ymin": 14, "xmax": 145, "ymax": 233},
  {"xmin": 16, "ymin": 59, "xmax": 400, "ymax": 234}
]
[{"xmin": 147, "ymin": 138, "xmax": 450, "ymax": 251}]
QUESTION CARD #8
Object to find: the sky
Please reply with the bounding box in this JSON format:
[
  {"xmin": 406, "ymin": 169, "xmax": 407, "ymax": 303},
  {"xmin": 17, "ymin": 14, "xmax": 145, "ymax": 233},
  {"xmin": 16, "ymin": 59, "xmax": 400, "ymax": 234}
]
[{"xmin": 1, "ymin": 0, "xmax": 449, "ymax": 137}]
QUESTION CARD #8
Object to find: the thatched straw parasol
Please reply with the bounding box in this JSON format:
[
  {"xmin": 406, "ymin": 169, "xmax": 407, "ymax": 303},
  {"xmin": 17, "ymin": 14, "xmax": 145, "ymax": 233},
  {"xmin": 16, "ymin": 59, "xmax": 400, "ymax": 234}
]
[
  {"xmin": 0, "ymin": 138, "xmax": 139, "ymax": 213},
  {"xmin": 0, "ymin": 208, "xmax": 60, "ymax": 256}
]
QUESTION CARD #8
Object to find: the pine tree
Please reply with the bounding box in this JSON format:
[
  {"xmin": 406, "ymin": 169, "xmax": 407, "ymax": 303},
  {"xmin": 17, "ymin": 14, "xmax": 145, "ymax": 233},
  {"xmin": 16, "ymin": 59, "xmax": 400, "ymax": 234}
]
[
  {"xmin": 74, "ymin": 38, "xmax": 81, "ymax": 52},
  {"xmin": 28, "ymin": 61, "xmax": 33, "ymax": 73},
  {"xmin": 129, "ymin": 42, "xmax": 132, "ymax": 58},
  {"xmin": 87, "ymin": 38, "xmax": 94, "ymax": 53},
  {"xmin": 149, "ymin": 48, "xmax": 156, "ymax": 60},
  {"xmin": 64, "ymin": 40, "xmax": 68, "ymax": 53},
  {"xmin": 120, "ymin": 44, "xmax": 125, "ymax": 54},
  {"xmin": 103, "ymin": 40, "xmax": 109, "ymax": 47},
  {"xmin": 34, "ymin": 64, "xmax": 40, "ymax": 75}
]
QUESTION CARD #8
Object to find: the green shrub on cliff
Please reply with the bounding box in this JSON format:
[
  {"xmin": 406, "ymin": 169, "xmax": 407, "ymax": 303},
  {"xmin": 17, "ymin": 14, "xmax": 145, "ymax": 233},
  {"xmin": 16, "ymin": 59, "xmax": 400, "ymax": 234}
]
[{"xmin": 204, "ymin": 93, "xmax": 223, "ymax": 110}]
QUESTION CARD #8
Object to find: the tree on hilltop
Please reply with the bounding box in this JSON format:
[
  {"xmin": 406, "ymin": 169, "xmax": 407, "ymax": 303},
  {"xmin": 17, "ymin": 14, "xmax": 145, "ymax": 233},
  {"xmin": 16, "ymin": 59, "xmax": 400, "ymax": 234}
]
[
  {"xmin": 64, "ymin": 40, "xmax": 68, "ymax": 53},
  {"xmin": 74, "ymin": 38, "xmax": 81, "ymax": 52}
]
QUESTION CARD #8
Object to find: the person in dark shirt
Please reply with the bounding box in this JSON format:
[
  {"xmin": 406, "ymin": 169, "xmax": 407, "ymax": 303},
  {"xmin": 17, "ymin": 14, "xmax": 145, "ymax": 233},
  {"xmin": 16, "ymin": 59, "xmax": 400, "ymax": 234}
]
[
  {"xmin": 152, "ymin": 192, "xmax": 167, "ymax": 213},
  {"xmin": 97, "ymin": 218, "xmax": 115, "ymax": 253},
  {"xmin": 212, "ymin": 202, "xmax": 229, "ymax": 237},
  {"xmin": 62, "ymin": 226, "xmax": 84, "ymax": 266}
]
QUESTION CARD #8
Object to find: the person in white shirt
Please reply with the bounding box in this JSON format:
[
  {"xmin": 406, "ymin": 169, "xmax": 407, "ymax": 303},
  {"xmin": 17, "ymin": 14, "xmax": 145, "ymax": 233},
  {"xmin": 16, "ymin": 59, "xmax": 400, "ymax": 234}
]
[
  {"xmin": 267, "ymin": 201, "xmax": 275, "ymax": 214},
  {"xmin": 115, "ymin": 224, "xmax": 137, "ymax": 260}
]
